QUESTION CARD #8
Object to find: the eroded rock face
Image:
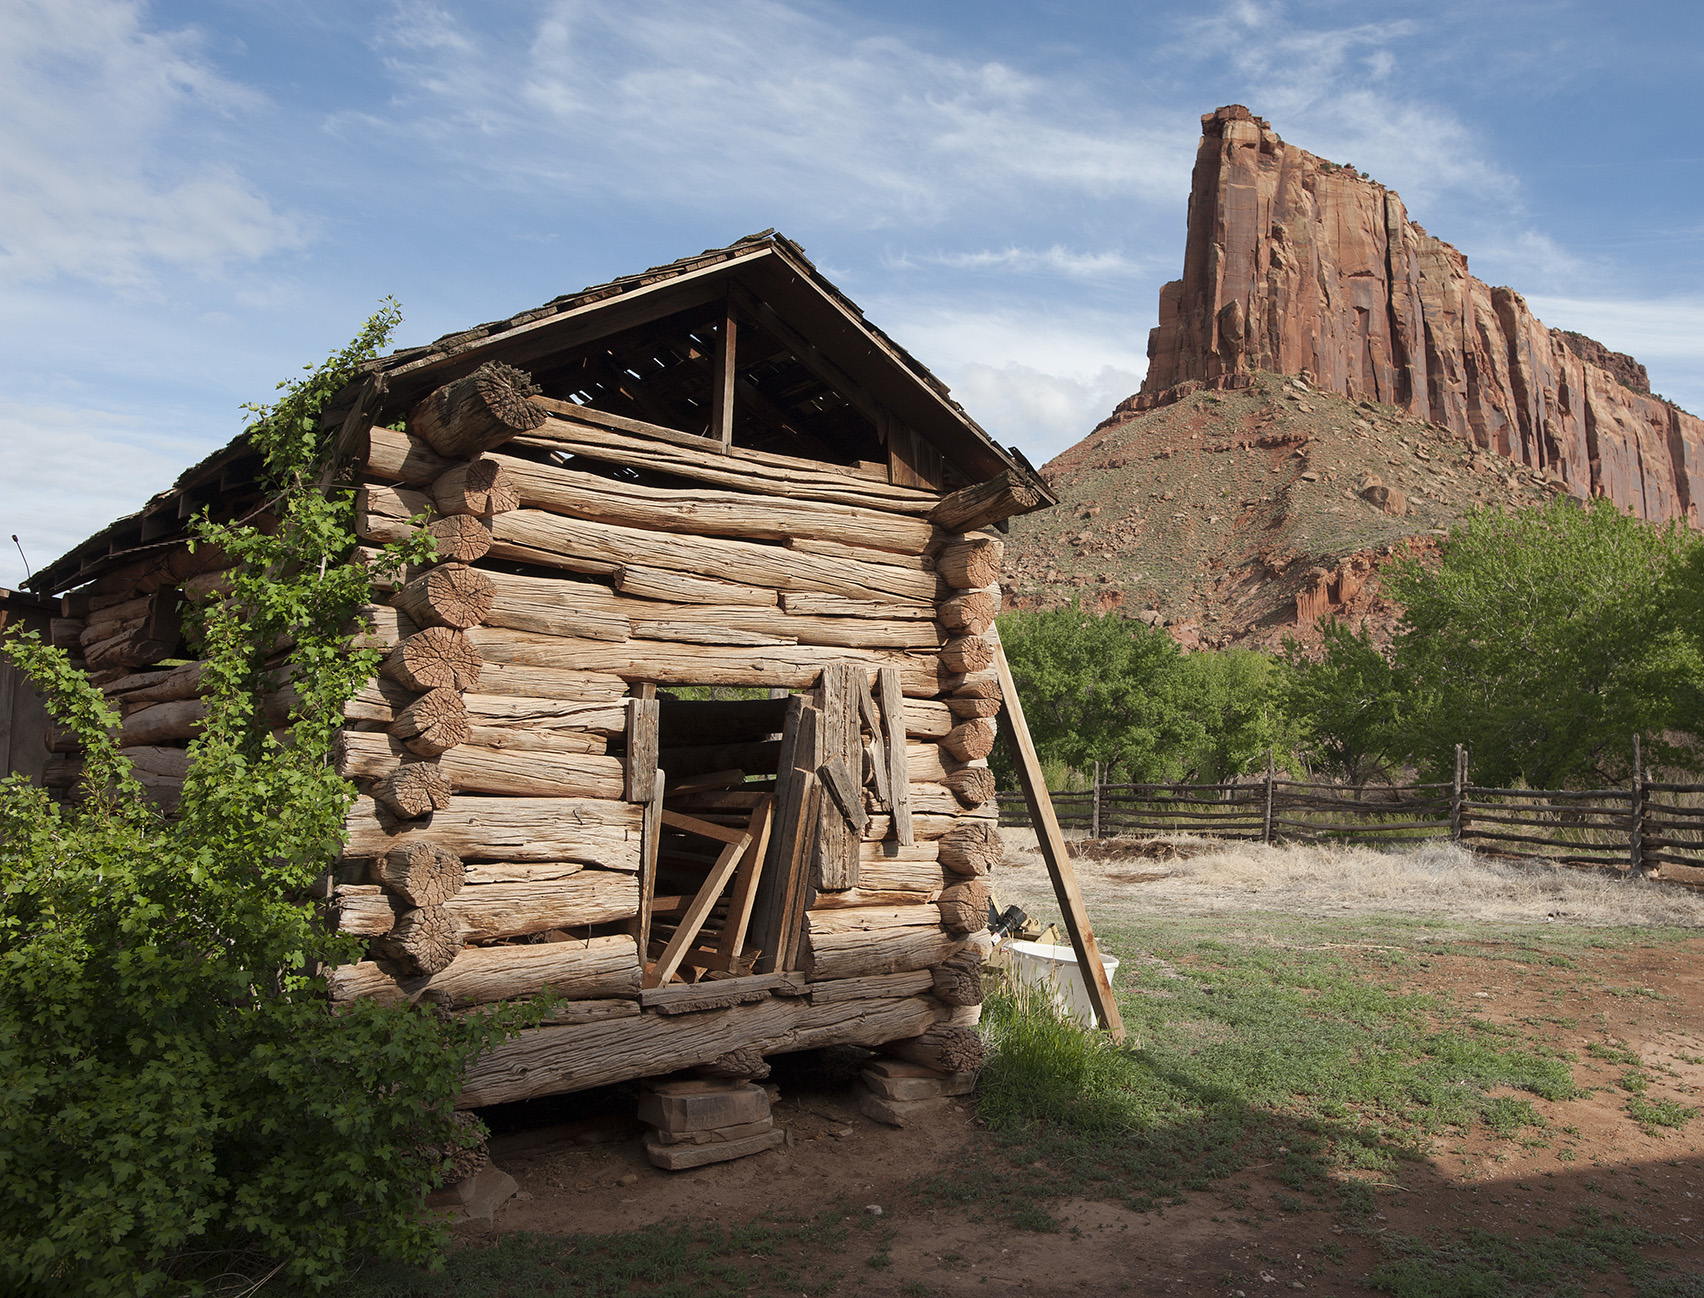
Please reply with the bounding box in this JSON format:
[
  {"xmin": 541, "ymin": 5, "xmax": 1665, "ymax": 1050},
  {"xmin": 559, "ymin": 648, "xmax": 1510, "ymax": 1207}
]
[{"xmin": 1136, "ymin": 104, "xmax": 1703, "ymax": 527}]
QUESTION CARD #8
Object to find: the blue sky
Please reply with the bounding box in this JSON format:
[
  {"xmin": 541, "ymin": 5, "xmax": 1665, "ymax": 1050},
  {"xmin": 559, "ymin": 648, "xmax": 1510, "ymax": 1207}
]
[{"xmin": 3, "ymin": 0, "xmax": 1701, "ymax": 589}]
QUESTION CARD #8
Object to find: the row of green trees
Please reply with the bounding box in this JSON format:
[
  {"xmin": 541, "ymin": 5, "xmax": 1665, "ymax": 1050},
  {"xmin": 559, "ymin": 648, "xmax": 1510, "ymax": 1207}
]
[{"xmin": 997, "ymin": 497, "xmax": 1704, "ymax": 791}]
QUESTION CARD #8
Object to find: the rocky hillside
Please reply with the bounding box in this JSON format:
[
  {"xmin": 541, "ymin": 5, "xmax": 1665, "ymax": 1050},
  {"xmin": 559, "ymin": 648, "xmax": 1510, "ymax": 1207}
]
[
  {"xmin": 1002, "ymin": 372, "xmax": 1565, "ymax": 652},
  {"xmin": 1140, "ymin": 105, "xmax": 1702, "ymax": 528}
]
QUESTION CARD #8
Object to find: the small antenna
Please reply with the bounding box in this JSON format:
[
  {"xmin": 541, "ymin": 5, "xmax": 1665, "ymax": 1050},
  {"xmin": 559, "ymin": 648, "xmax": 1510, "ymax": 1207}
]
[{"xmin": 11, "ymin": 535, "xmax": 29, "ymax": 579}]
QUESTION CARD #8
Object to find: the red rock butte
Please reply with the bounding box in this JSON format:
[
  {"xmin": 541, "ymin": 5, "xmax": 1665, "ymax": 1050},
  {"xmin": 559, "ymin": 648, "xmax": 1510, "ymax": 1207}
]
[{"xmin": 1124, "ymin": 104, "xmax": 1703, "ymax": 527}]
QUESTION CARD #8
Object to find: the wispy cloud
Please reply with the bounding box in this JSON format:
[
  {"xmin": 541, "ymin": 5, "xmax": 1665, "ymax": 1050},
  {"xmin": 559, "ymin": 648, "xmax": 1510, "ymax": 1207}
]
[
  {"xmin": 0, "ymin": 0, "xmax": 303, "ymax": 287},
  {"xmin": 0, "ymin": 400, "xmax": 204, "ymax": 589},
  {"xmin": 1524, "ymin": 294, "xmax": 1704, "ymax": 413},
  {"xmin": 888, "ymin": 246, "xmax": 1150, "ymax": 281},
  {"xmin": 360, "ymin": 0, "xmax": 1192, "ymax": 227}
]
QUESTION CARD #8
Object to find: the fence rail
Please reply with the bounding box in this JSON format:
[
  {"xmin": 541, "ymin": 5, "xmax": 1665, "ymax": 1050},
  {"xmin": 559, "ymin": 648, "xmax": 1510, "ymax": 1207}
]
[{"xmin": 995, "ymin": 740, "xmax": 1704, "ymax": 880}]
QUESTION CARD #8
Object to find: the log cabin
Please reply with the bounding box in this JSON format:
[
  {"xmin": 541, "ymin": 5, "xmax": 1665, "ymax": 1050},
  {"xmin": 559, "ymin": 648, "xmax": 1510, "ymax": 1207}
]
[{"xmin": 5, "ymin": 231, "xmax": 1116, "ymax": 1107}]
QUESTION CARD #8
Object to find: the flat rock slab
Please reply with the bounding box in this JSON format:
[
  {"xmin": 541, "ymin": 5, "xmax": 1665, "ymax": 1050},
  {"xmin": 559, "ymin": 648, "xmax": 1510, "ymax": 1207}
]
[
  {"xmin": 456, "ymin": 1165, "xmax": 519, "ymax": 1224},
  {"xmin": 651, "ymin": 1117, "xmax": 776, "ymax": 1146},
  {"xmin": 858, "ymin": 1091, "xmax": 954, "ymax": 1128},
  {"xmin": 644, "ymin": 1126, "xmax": 785, "ymax": 1170},
  {"xmin": 861, "ymin": 1060, "xmax": 977, "ymax": 1100},
  {"xmin": 638, "ymin": 1079, "xmax": 770, "ymax": 1134}
]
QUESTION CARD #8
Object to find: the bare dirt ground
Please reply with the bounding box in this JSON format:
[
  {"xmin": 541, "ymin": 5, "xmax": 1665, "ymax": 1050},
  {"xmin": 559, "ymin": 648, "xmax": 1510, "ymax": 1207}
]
[{"xmin": 456, "ymin": 840, "xmax": 1704, "ymax": 1296}]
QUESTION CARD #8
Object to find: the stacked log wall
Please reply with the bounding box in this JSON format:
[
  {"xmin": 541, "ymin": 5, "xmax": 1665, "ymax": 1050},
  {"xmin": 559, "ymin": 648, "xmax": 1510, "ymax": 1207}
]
[{"xmin": 40, "ymin": 369, "xmax": 1016, "ymax": 1103}]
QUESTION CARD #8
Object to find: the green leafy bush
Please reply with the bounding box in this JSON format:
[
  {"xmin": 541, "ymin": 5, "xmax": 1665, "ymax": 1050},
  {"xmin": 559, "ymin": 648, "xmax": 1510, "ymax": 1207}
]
[{"xmin": 0, "ymin": 306, "xmax": 534, "ymax": 1294}]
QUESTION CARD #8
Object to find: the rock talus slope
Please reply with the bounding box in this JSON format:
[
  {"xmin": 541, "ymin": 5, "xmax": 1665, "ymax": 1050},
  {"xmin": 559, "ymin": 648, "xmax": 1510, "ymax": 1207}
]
[{"xmin": 1132, "ymin": 105, "xmax": 1703, "ymax": 527}]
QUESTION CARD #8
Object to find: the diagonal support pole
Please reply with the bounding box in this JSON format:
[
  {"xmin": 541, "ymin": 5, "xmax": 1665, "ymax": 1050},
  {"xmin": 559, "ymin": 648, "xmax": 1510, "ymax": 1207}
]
[{"xmin": 989, "ymin": 627, "xmax": 1125, "ymax": 1041}]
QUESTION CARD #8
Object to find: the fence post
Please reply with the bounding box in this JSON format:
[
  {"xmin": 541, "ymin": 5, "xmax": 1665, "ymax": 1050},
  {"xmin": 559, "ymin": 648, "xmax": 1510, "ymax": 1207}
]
[
  {"xmin": 1451, "ymin": 744, "xmax": 1466, "ymax": 843},
  {"xmin": 1262, "ymin": 750, "xmax": 1275, "ymax": 845},
  {"xmin": 1630, "ymin": 733, "xmax": 1646, "ymax": 878},
  {"xmin": 1091, "ymin": 761, "xmax": 1102, "ymax": 840}
]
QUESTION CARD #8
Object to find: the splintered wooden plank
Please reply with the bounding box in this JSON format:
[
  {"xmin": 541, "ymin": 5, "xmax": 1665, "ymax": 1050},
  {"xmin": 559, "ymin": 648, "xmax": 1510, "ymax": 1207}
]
[
  {"xmin": 636, "ymin": 768, "xmax": 665, "ymax": 963},
  {"xmin": 625, "ymin": 695, "xmax": 659, "ymax": 801},
  {"xmin": 644, "ymin": 832, "xmax": 751, "ymax": 989},
  {"xmin": 815, "ymin": 662, "xmax": 861, "ymax": 890},
  {"xmin": 661, "ymin": 809, "xmax": 751, "ymax": 846},
  {"xmin": 780, "ymin": 773, "xmax": 823, "ymax": 973},
  {"xmin": 989, "ymin": 628, "xmax": 1124, "ymax": 1041},
  {"xmin": 718, "ymin": 797, "xmax": 775, "ymax": 965},
  {"xmin": 878, "ymin": 667, "xmax": 913, "ymax": 846}
]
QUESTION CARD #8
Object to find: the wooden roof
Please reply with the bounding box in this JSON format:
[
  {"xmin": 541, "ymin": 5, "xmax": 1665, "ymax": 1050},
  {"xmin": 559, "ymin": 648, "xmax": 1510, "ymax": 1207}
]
[{"xmin": 30, "ymin": 231, "xmax": 1049, "ymax": 596}]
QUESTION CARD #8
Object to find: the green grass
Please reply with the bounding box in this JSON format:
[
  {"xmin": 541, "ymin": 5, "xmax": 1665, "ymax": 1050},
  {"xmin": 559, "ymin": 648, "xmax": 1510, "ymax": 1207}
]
[
  {"xmin": 275, "ymin": 1216, "xmax": 851, "ymax": 1298},
  {"xmin": 1364, "ymin": 1209, "xmax": 1701, "ymax": 1297},
  {"xmin": 920, "ymin": 914, "xmax": 1580, "ymax": 1224},
  {"xmin": 1627, "ymin": 1094, "xmax": 1700, "ymax": 1136}
]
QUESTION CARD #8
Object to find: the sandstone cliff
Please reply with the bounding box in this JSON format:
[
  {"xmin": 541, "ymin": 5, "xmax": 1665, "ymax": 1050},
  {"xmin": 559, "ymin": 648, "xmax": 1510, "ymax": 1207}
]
[{"xmin": 1127, "ymin": 105, "xmax": 1703, "ymax": 527}]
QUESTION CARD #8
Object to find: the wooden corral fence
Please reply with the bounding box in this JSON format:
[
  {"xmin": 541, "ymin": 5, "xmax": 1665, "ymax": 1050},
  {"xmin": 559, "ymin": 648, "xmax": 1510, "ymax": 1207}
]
[{"xmin": 996, "ymin": 742, "xmax": 1704, "ymax": 879}]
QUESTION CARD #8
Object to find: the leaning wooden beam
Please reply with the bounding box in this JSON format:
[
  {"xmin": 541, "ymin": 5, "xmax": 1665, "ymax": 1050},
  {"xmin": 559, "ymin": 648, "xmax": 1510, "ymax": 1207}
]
[
  {"xmin": 989, "ymin": 629, "xmax": 1124, "ymax": 1040},
  {"xmin": 645, "ymin": 831, "xmax": 751, "ymax": 988},
  {"xmin": 928, "ymin": 469, "xmax": 1046, "ymax": 533},
  {"xmin": 459, "ymin": 991, "xmax": 944, "ymax": 1107}
]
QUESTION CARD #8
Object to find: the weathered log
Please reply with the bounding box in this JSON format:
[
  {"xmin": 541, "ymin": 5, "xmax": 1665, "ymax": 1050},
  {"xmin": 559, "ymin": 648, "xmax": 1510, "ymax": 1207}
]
[
  {"xmin": 180, "ymin": 569, "xmax": 236, "ymax": 603},
  {"xmin": 938, "ymin": 635, "xmax": 993, "ymax": 675},
  {"xmin": 777, "ymin": 591, "xmax": 935, "ymax": 620},
  {"xmin": 390, "ymin": 563, "xmax": 495, "ymax": 630},
  {"xmin": 939, "ymin": 592, "xmax": 997, "ymax": 637},
  {"xmin": 928, "ymin": 470, "xmax": 1044, "ymax": 532},
  {"xmin": 350, "ymin": 604, "xmax": 416, "ymax": 651},
  {"xmin": 409, "ymin": 361, "xmax": 546, "ymax": 459},
  {"xmin": 483, "ymin": 570, "xmax": 631, "ymax": 643},
  {"xmin": 390, "ymin": 688, "xmax": 470, "ymax": 757},
  {"xmin": 902, "ymin": 699, "xmax": 953, "ymax": 740},
  {"xmin": 461, "ymin": 860, "xmax": 584, "ymax": 886},
  {"xmin": 376, "ymin": 841, "xmax": 465, "ymax": 907},
  {"xmin": 486, "ymin": 450, "xmax": 935, "ymax": 551},
  {"xmin": 933, "ymin": 537, "xmax": 1004, "ymax": 590},
  {"xmin": 944, "ymin": 695, "xmax": 1001, "ymax": 718},
  {"xmin": 423, "ymin": 514, "xmax": 493, "ymax": 563},
  {"xmin": 488, "ymin": 509, "xmax": 937, "ymax": 602},
  {"xmin": 329, "ymin": 934, "xmax": 639, "ymax": 1010},
  {"xmin": 373, "ymin": 905, "xmax": 462, "ymax": 976},
  {"xmin": 937, "ymin": 822, "xmax": 1003, "ymax": 876},
  {"xmin": 465, "ymin": 626, "xmax": 937, "ymax": 695},
  {"xmin": 431, "ymin": 458, "xmax": 521, "ymax": 516},
  {"xmin": 881, "ymin": 1024, "xmax": 986, "ymax": 1074},
  {"xmin": 376, "ymin": 760, "xmax": 452, "ymax": 819},
  {"xmin": 856, "ymin": 857, "xmax": 944, "ymax": 897},
  {"xmin": 905, "ymin": 784, "xmax": 976, "ymax": 817},
  {"xmin": 465, "ymin": 692, "xmax": 628, "ymax": 733},
  {"xmin": 444, "ymin": 871, "xmax": 640, "ymax": 942},
  {"xmin": 384, "ymin": 626, "xmax": 482, "ymax": 692},
  {"xmin": 354, "ymin": 483, "xmax": 433, "ymax": 544},
  {"xmin": 941, "ymin": 766, "xmax": 996, "ymax": 809},
  {"xmin": 784, "ymin": 535, "xmax": 936, "ymax": 568},
  {"xmin": 342, "ymin": 795, "xmax": 643, "ymax": 865},
  {"xmin": 807, "ymin": 904, "xmax": 943, "ymax": 935},
  {"xmin": 365, "ymin": 425, "xmax": 451, "ymax": 485},
  {"xmin": 941, "ymin": 718, "xmax": 996, "ymax": 762},
  {"xmin": 119, "ymin": 698, "xmax": 204, "ymax": 747},
  {"xmin": 931, "ymin": 947, "xmax": 985, "ymax": 1006},
  {"xmin": 949, "ymin": 671, "xmax": 1000, "ymax": 701},
  {"xmin": 936, "ymin": 878, "xmax": 989, "ymax": 934},
  {"xmin": 802, "ymin": 926, "xmax": 960, "ymax": 981},
  {"xmin": 334, "ymin": 885, "xmax": 396, "ymax": 936},
  {"xmin": 612, "ymin": 564, "xmax": 777, "ymax": 607},
  {"xmin": 338, "ymin": 729, "xmax": 626, "ymax": 799},
  {"xmin": 458, "ymin": 990, "xmax": 944, "ymax": 1106},
  {"xmin": 808, "ymin": 970, "xmax": 936, "ymax": 1003},
  {"xmin": 50, "ymin": 616, "xmax": 86, "ymax": 650},
  {"xmin": 474, "ymin": 662, "xmax": 629, "ymax": 703},
  {"xmin": 105, "ymin": 661, "xmax": 205, "ymax": 706},
  {"xmin": 864, "ymin": 807, "xmax": 996, "ymax": 843},
  {"xmin": 809, "ymin": 886, "xmax": 937, "ymax": 908},
  {"xmin": 467, "ymin": 725, "xmax": 606, "ymax": 756},
  {"xmin": 520, "ymin": 406, "xmax": 940, "ymax": 515}
]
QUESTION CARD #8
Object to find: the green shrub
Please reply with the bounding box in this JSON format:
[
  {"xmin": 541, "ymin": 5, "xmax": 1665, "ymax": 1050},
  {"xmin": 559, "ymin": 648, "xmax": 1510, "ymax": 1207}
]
[{"xmin": 0, "ymin": 306, "xmax": 536, "ymax": 1294}]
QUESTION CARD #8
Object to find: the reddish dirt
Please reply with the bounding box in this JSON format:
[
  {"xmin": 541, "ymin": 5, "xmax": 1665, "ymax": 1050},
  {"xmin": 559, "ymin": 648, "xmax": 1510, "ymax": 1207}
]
[{"xmin": 460, "ymin": 936, "xmax": 1704, "ymax": 1295}]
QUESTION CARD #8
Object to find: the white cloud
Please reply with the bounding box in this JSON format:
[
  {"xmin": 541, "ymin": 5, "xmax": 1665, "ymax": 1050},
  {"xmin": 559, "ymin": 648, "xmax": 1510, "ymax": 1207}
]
[
  {"xmin": 0, "ymin": 401, "xmax": 204, "ymax": 589},
  {"xmin": 889, "ymin": 246, "xmax": 1150, "ymax": 281},
  {"xmin": 873, "ymin": 301, "xmax": 1150, "ymax": 462},
  {"xmin": 363, "ymin": 0, "xmax": 1192, "ymax": 226},
  {"xmin": 0, "ymin": 0, "xmax": 302, "ymax": 287}
]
